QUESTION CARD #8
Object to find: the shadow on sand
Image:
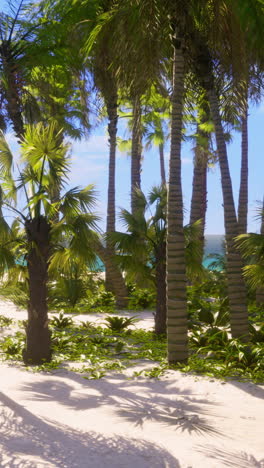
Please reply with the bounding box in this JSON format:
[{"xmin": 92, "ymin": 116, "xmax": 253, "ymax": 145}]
[
  {"xmin": 197, "ymin": 445, "xmax": 264, "ymax": 468},
  {"xmin": 19, "ymin": 370, "xmax": 224, "ymax": 437},
  {"xmin": 0, "ymin": 391, "xmax": 180, "ymax": 468}
]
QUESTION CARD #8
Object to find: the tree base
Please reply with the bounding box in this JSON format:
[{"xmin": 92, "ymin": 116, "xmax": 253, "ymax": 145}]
[{"xmin": 23, "ymin": 322, "xmax": 52, "ymax": 365}]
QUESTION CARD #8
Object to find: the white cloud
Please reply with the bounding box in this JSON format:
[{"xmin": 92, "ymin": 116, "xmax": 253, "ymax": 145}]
[
  {"xmin": 70, "ymin": 135, "xmax": 109, "ymax": 160},
  {"xmin": 163, "ymin": 151, "xmax": 192, "ymax": 165},
  {"xmin": 182, "ymin": 157, "xmax": 192, "ymax": 165}
]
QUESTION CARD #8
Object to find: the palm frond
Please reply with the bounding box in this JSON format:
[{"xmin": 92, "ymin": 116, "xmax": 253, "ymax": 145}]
[
  {"xmin": 59, "ymin": 184, "xmax": 97, "ymax": 217},
  {"xmin": 0, "ymin": 130, "xmax": 14, "ymax": 178}
]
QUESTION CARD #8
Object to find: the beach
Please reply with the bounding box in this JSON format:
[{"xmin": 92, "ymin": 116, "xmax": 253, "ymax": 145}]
[{"xmin": 0, "ymin": 299, "xmax": 263, "ymax": 467}]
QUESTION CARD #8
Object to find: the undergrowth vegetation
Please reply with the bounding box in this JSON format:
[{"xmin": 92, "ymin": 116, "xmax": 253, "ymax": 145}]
[
  {"xmin": 0, "ymin": 289, "xmax": 263, "ymax": 383},
  {"xmin": 0, "ymin": 264, "xmax": 263, "ymax": 383}
]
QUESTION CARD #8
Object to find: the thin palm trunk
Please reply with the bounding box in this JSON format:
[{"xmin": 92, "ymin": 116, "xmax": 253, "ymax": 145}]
[
  {"xmin": 256, "ymin": 197, "xmax": 264, "ymax": 305},
  {"xmin": 131, "ymin": 95, "xmax": 142, "ymax": 214},
  {"xmin": 166, "ymin": 45, "xmax": 188, "ymax": 363},
  {"xmin": 207, "ymin": 87, "xmax": 249, "ymax": 340},
  {"xmin": 105, "ymin": 89, "xmax": 118, "ymax": 291},
  {"xmin": 238, "ymin": 106, "xmax": 248, "ymax": 234},
  {"xmin": 23, "ymin": 216, "xmax": 52, "ymax": 365},
  {"xmin": 190, "ymin": 128, "xmax": 208, "ymax": 260},
  {"xmin": 159, "ymin": 142, "xmax": 166, "ymax": 185},
  {"xmin": 154, "ymin": 241, "xmax": 166, "ymax": 334}
]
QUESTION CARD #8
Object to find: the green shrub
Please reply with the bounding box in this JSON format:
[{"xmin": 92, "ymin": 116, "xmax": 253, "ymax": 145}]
[
  {"xmin": 104, "ymin": 315, "xmax": 139, "ymax": 332},
  {"xmin": 0, "ymin": 333, "xmax": 25, "ymax": 358},
  {"xmin": 50, "ymin": 312, "xmax": 74, "ymax": 329},
  {"xmin": 128, "ymin": 288, "xmax": 156, "ymax": 309},
  {"xmin": 0, "ymin": 315, "xmax": 13, "ymax": 327}
]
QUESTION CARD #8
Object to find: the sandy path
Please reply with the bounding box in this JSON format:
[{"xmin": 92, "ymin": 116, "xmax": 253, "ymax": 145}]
[{"xmin": 0, "ymin": 299, "xmax": 264, "ymax": 468}]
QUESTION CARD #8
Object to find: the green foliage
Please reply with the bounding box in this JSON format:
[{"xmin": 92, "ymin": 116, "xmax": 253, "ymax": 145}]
[
  {"xmin": 0, "ymin": 315, "xmax": 13, "ymax": 327},
  {"xmin": 190, "ymin": 327, "xmax": 229, "ymax": 348},
  {"xmin": 111, "ymin": 185, "xmax": 204, "ymax": 289},
  {"xmin": 0, "ymin": 309, "xmax": 262, "ymax": 383},
  {"xmin": 0, "ymin": 332, "xmax": 25, "ymax": 359},
  {"xmin": 104, "ymin": 315, "xmax": 139, "ymax": 332},
  {"xmin": 250, "ymin": 324, "xmax": 264, "ymax": 343},
  {"xmin": 93, "ymin": 290, "xmax": 115, "ymax": 308},
  {"xmin": 236, "ymin": 232, "xmax": 264, "ymax": 290},
  {"xmin": 128, "ymin": 287, "xmax": 156, "ymax": 309},
  {"xmin": 0, "ymin": 281, "xmax": 29, "ymax": 309},
  {"xmin": 50, "ymin": 312, "xmax": 74, "ymax": 329}
]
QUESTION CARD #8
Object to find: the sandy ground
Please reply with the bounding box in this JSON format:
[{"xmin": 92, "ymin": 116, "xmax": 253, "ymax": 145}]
[{"xmin": 0, "ymin": 299, "xmax": 264, "ymax": 468}]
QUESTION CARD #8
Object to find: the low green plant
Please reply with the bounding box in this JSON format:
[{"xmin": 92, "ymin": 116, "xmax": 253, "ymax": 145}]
[
  {"xmin": 0, "ymin": 333, "xmax": 25, "ymax": 358},
  {"xmin": 93, "ymin": 291, "xmax": 116, "ymax": 308},
  {"xmin": 190, "ymin": 327, "xmax": 229, "ymax": 349},
  {"xmin": 104, "ymin": 315, "xmax": 139, "ymax": 332},
  {"xmin": 0, "ymin": 315, "xmax": 13, "ymax": 327},
  {"xmin": 50, "ymin": 312, "xmax": 74, "ymax": 329},
  {"xmin": 128, "ymin": 288, "xmax": 156, "ymax": 309},
  {"xmin": 250, "ymin": 324, "xmax": 264, "ymax": 343},
  {"xmin": 197, "ymin": 306, "xmax": 230, "ymax": 328}
]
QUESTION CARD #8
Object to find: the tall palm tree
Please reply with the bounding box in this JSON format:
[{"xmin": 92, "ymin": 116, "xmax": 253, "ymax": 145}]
[
  {"xmin": 189, "ymin": 93, "xmax": 213, "ymax": 259},
  {"xmin": 0, "ymin": 122, "xmax": 100, "ymax": 364},
  {"xmin": 111, "ymin": 185, "xmax": 203, "ymax": 335}
]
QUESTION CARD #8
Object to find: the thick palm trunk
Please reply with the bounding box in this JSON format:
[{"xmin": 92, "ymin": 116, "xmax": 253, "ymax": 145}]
[
  {"xmin": 154, "ymin": 242, "xmax": 166, "ymax": 335},
  {"xmin": 159, "ymin": 143, "xmax": 166, "ymax": 185},
  {"xmin": 207, "ymin": 87, "xmax": 249, "ymax": 340},
  {"xmin": 23, "ymin": 216, "xmax": 52, "ymax": 365},
  {"xmin": 131, "ymin": 95, "xmax": 142, "ymax": 214},
  {"xmin": 238, "ymin": 109, "xmax": 248, "ymax": 234},
  {"xmin": 190, "ymin": 129, "xmax": 208, "ymax": 259},
  {"xmin": 166, "ymin": 46, "xmax": 188, "ymax": 363}
]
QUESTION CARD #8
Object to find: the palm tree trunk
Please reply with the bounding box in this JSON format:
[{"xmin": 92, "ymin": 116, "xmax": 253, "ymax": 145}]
[
  {"xmin": 159, "ymin": 143, "xmax": 166, "ymax": 185},
  {"xmin": 131, "ymin": 95, "xmax": 142, "ymax": 214},
  {"xmin": 94, "ymin": 241, "xmax": 128, "ymax": 309},
  {"xmin": 166, "ymin": 45, "xmax": 188, "ymax": 363},
  {"xmin": 154, "ymin": 242, "xmax": 166, "ymax": 335},
  {"xmin": 105, "ymin": 90, "xmax": 118, "ymax": 292},
  {"xmin": 207, "ymin": 87, "xmax": 249, "ymax": 340},
  {"xmin": 238, "ymin": 109, "xmax": 248, "ymax": 234},
  {"xmin": 190, "ymin": 129, "xmax": 208, "ymax": 259},
  {"xmin": 256, "ymin": 198, "xmax": 264, "ymax": 305},
  {"xmin": 6, "ymin": 67, "xmax": 24, "ymax": 140},
  {"xmin": 23, "ymin": 216, "xmax": 52, "ymax": 365}
]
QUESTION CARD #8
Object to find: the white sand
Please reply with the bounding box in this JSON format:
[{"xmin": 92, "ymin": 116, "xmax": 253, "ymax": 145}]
[{"xmin": 0, "ymin": 299, "xmax": 264, "ymax": 468}]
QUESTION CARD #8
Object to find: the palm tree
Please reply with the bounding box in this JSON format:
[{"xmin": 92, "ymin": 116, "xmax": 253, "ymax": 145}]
[
  {"xmin": 0, "ymin": 122, "xmax": 99, "ymax": 364},
  {"xmin": 189, "ymin": 93, "xmax": 214, "ymax": 259},
  {"xmin": 110, "ymin": 185, "xmax": 203, "ymax": 335}
]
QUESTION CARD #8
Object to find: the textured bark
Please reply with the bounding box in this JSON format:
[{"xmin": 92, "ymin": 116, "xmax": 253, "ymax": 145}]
[
  {"xmin": 166, "ymin": 46, "xmax": 188, "ymax": 363},
  {"xmin": 256, "ymin": 198, "xmax": 264, "ymax": 305},
  {"xmin": 159, "ymin": 143, "xmax": 166, "ymax": 185},
  {"xmin": 154, "ymin": 242, "xmax": 166, "ymax": 335},
  {"xmin": 105, "ymin": 87, "xmax": 118, "ymax": 293},
  {"xmin": 23, "ymin": 216, "xmax": 52, "ymax": 365},
  {"xmin": 238, "ymin": 111, "xmax": 248, "ymax": 234},
  {"xmin": 190, "ymin": 127, "xmax": 208, "ymax": 259},
  {"xmin": 131, "ymin": 95, "xmax": 142, "ymax": 214},
  {"xmin": 95, "ymin": 241, "xmax": 128, "ymax": 309},
  {"xmin": 207, "ymin": 87, "xmax": 249, "ymax": 341},
  {"xmin": 5, "ymin": 65, "xmax": 24, "ymax": 139}
]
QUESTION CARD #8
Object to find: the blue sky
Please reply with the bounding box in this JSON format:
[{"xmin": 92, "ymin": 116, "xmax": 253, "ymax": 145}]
[
  {"xmin": 1, "ymin": 0, "xmax": 264, "ymax": 235},
  {"xmin": 5, "ymin": 101, "xmax": 264, "ymax": 235},
  {"xmin": 64, "ymin": 101, "xmax": 264, "ymax": 235}
]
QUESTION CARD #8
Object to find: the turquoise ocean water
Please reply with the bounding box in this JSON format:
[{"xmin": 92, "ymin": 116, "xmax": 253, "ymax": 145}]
[
  {"xmin": 203, "ymin": 235, "xmax": 225, "ymax": 269},
  {"xmin": 95, "ymin": 235, "xmax": 225, "ymax": 271}
]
